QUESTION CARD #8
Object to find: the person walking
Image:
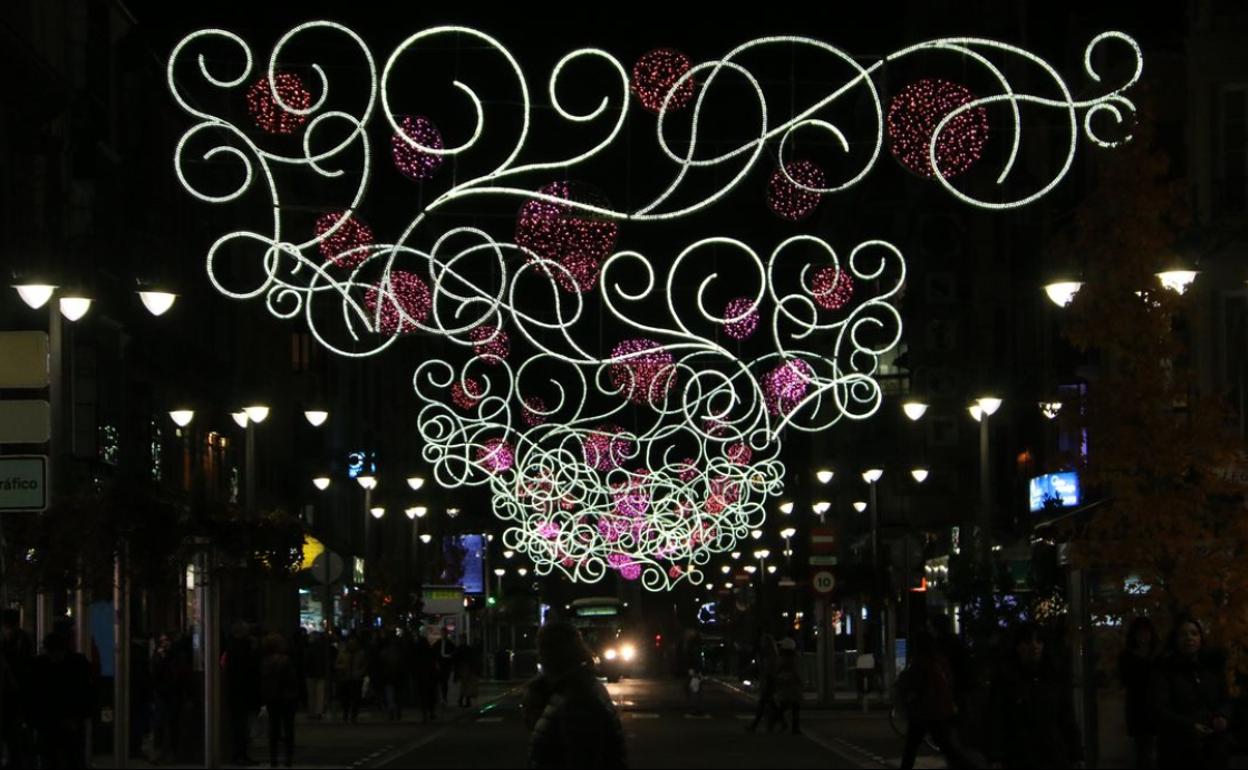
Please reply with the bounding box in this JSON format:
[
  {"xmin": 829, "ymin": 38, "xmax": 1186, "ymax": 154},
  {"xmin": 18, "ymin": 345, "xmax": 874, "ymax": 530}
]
[
  {"xmin": 987, "ymin": 623, "xmax": 1084, "ymax": 769},
  {"xmin": 747, "ymin": 635, "xmax": 779, "ymax": 732},
  {"xmin": 770, "ymin": 638, "xmax": 804, "ymax": 735},
  {"xmin": 151, "ymin": 632, "xmax": 193, "ymax": 764},
  {"xmin": 524, "ymin": 621, "xmax": 626, "ymax": 769},
  {"xmin": 1119, "ymin": 617, "xmax": 1160, "ymax": 769},
  {"xmin": 1, "ymin": 609, "xmax": 36, "ymax": 768},
  {"xmin": 379, "ymin": 633, "xmax": 405, "ymax": 721},
  {"xmin": 304, "ymin": 631, "xmax": 333, "ymax": 721},
  {"xmin": 334, "ymin": 637, "xmax": 367, "ymax": 724},
  {"xmin": 29, "ymin": 632, "xmax": 95, "ymax": 769},
  {"xmin": 224, "ymin": 622, "xmax": 262, "ymax": 766},
  {"xmin": 453, "ymin": 636, "xmax": 481, "ymax": 709},
  {"xmin": 1149, "ymin": 615, "xmax": 1231, "ymax": 769},
  {"xmin": 435, "ymin": 632, "xmax": 456, "ymax": 707},
  {"xmin": 897, "ymin": 629, "xmax": 970, "ymax": 769},
  {"xmin": 260, "ymin": 633, "xmax": 300, "ymax": 769},
  {"xmin": 412, "ymin": 633, "xmax": 439, "ymax": 723}
]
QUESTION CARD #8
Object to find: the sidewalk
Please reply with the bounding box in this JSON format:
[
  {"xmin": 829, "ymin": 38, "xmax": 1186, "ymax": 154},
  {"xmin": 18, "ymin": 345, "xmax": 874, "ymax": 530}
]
[
  {"xmin": 90, "ymin": 681, "xmax": 519, "ymax": 769},
  {"xmin": 712, "ymin": 677, "xmax": 894, "ymax": 711}
]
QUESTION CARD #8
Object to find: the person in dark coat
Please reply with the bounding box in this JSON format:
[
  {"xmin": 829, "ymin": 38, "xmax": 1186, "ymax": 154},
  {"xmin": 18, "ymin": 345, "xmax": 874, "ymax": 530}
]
[
  {"xmin": 334, "ymin": 637, "xmax": 368, "ymax": 724},
  {"xmin": 747, "ymin": 635, "xmax": 779, "ymax": 732},
  {"xmin": 435, "ymin": 632, "xmax": 457, "ymax": 706},
  {"xmin": 898, "ymin": 629, "xmax": 972, "ymax": 769},
  {"xmin": 1, "ymin": 609, "xmax": 36, "ymax": 768},
  {"xmin": 260, "ymin": 632, "xmax": 300, "ymax": 769},
  {"xmin": 1119, "ymin": 617, "xmax": 1159, "ymax": 769},
  {"xmin": 151, "ymin": 632, "xmax": 193, "ymax": 763},
  {"xmin": 29, "ymin": 632, "xmax": 95, "ymax": 769},
  {"xmin": 524, "ymin": 621, "xmax": 626, "ymax": 770},
  {"xmin": 224, "ymin": 622, "xmax": 262, "ymax": 765},
  {"xmin": 987, "ymin": 623, "xmax": 1084, "ymax": 769},
  {"xmin": 453, "ymin": 636, "xmax": 481, "ymax": 708},
  {"xmin": 304, "ymin": 631, "xmax": 334, "ymax": 720},
  {"xmin": 411, "ymin": 634, "xmax": 439, "ymax": 723},
  {"xmin": 769, "ymin": 638, "xmax": 804, "ymax": 735},
  {"xmin": 1149, "ymin": 615, "xmax": 1231, "ymax": 769}
]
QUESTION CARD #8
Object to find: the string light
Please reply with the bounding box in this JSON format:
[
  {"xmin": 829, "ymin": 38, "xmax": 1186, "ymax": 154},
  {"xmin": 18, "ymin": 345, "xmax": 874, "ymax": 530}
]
[
  {"xmin": 391, "ymin": 115, "xmax": 445, "ymax": 181},
  {"xmin": 245, "ymin": 71, "xmax": 311, "ymax": 135},
  {"xmin": 811, "ymin": 267, "xmax": 855, "ymax": 311},
  {"xmin": 886, "ymin": 79, "xmax": 989, "ymax": 179},
  {"xmin": 521, "ymin": 396, "xmax": 548, "ymax": 427},
  {"xmin": 451, "ymin": 378, "xmax": 484, "ymax": 411},
  {"xmin": 723, "ymin": 297, "xmax": 760, "ymax": 341},
  {"xmin": 515, "ymin": 181, "xmax": 619, "ymax": 293},
  {"xmin": 470, "ymin": 325, "xmax": 511, "ymax": 363},
  {"xmin": 631, "ymin": 48, "xmax": 696, "ymax": 113},
  {"xmin": 767, "ymin": 160, "xmax": 826, "ymax": 221},
  {"xmin": 609, "ymin": 339, "xmax": 676, "ymax": 406},
  {"xmin": 764, "ymin": 358, "xmax": 814, "ymax": 417},
  {"xmin": 364, "ymin": 270, "xmax": 432, "ymax": 335},
  {"xmin": 316, "ymin": 211, "xmax": 375, "ymax": 269},
  {"xmin": 583, "ymin": 426, "xmax": 633, "ymax": 472},
  {"xmin": 477, "ymin": 438, "xmax": 515, "ymax": 473}
]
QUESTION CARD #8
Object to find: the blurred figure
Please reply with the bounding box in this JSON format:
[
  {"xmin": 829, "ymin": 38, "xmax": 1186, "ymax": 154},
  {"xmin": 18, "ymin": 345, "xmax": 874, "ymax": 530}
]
[
  {"xmin": 747, "ymin": 635, "xmax": 779, "ymax": 733},
  {"xmin": 770, "ymin": 638, "xmax": 804, "ymax": 735},
  {"xmin": 334, "ymin": 637, "xmax": 367, "ymax": 724},
  {"xmin": 304, "ymin": 631, "xmax": 333, "ymax": 720},
  {"xmin": 151, "ymin": 632, "xmax": 193, "ymax": 764},
  {"xmin": 987, "ymin": 624, "xmax": 1084, "ymax": 769},
  {"xmin": 29, "ymin": 632, "xmax": 95, "ymax": 769},
  {"xmin": 260, "ymin": 633, "xmax": 299, "ymax": 769},
  {"xmin": 224, "ymin": 622, "xmax": 262, "ymax": 766},
  {"xmin": 378, "ymin": 633, "xmax": 405, "ymax": 721},
  {"xmin": 1119, "ymin": 617, "xmax": 1159, "ymax": 769},
  {"xmin": 435, "ymin": 631, "xmax": 456, "ymax": 706},
  {"xmin": 454, "ymin": 636, "xmax": 481, "ymax": 709},
  {"xmin": 897, "ymin": 629, "xmax": 970, "ymax": 769},
  {"xmin": 1150, "ymin": 615, "xmax": 1231, "ymax": 769},
  {"xmin": 412, "ymin": 633, "xmax": 438, "ymax": 723},
  {"xmin": 1, "ymin": 609, "xmax": 35, "ymax": 768},
  {"xmin": 524, "ymin": 621, "xmax": 626, "ymax": 769}
]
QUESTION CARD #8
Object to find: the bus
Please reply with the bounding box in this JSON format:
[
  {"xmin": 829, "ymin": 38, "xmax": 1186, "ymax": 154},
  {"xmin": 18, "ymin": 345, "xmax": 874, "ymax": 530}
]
[{"xmin": 569, "ymin": 597, "xmax": 638, "ymax": 683}]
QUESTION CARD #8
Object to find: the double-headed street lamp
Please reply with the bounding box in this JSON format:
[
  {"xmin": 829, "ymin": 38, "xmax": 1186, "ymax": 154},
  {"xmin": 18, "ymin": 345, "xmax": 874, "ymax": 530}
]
[{"xmin": 968, "ymin": 396, "xmax": 1003, "ymax": 561}]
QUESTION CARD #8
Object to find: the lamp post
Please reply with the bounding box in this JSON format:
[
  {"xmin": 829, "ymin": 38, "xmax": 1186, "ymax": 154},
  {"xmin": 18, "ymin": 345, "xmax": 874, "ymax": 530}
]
[
  {"xmin": 861, "ymin": 467, "xmax": 888, "ymax": 692},
  {"xmin": 969, "ymin": 397, "xmax": 1002, "ymax": 562}
]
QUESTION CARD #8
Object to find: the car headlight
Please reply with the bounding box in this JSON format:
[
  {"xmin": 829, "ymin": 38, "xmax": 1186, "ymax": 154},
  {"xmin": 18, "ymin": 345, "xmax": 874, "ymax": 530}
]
[
  {"xmin": 621, "ymin": 644, "xmax": 636, "ymax": 662},
  {"xmin": 604, "ymin": 648, "xmax": 618, "ymax": 661}
]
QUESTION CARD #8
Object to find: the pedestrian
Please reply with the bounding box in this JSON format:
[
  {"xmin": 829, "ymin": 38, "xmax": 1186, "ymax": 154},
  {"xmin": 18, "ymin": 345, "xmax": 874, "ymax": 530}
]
[
  {"xmin": 260, "ymin": 632, "xmax": 300, "ymax": 769},
  {"xmin": 130, "ymin": 634, "xmax": 154, "ymax": 760},
  {"xmin": 897, "ymin": 629, "xmax": 971, "ymax": 769},
  {"xmin": 224, "ymin": 622, "xmax": 262, "ymax": 765},
  {"xmin": 987, "ymin": 623, "xmax": 1084, "ymax": 769},
  {"xmin": 747, "ymin": 635, "xmax": 779, "ymax": 732},
  {"xmin": 412, "ymin": 633, "xmax": 439, "ymax": 723},
  {"xmin": 334, "ymin": 637, "xmax": 367, "ymax": 724},
  {"xmin": 770, "ymin": 638, "xmax": 804, "ymax": 735},
  {"xmin": 1, "ymin": 609, "xmax": 36, "ymax": 768},
  {"xmin": 1149, "ymin": 614, "xmax": 1231, "ymax": 769},
  {"xmin": 304, "ymin": 631, "xmax": 333, "ymax": 720},
  {"xmin": 453, "ymin": 636, "xmax": 481, "ymax": 708},
  {"xmin": 151, "ymin": 632, "xmax": 193, "ymax": 764},
  {"xmin": 29, "ymin": 631, "xmax": 95, "ymax": 769},
  {"xmin": 1119, "ymin": 617, "xmax": 1159, "ymax": 769},
  {"xmin": 682, "ymin": 629, "xmax": 705, "ymax": 715},
  {"xmin": 524, "ymin": 621, "xmax": 627, "ymax": 769},
  {"xmin": 379, "ymin": 633, "xmax": 405, "ymax": 721},
  {"xmin": 435, "ymin": 631, "xmax": 456, "ymax": 706}
]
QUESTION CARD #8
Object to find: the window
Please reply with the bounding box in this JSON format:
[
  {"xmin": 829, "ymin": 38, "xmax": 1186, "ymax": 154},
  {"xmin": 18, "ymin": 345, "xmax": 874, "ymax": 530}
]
[{"xmin": 1215, "ymin": 84, "xmax": 1247, "ymax": 216}]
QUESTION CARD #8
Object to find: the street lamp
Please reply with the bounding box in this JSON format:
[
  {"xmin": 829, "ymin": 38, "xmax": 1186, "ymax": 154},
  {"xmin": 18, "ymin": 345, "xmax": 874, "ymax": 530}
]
[
  {"xmin": 138, "ymin": 291, "xmax": 177, "ymax": 317},
  {"xmin": 731, "ymin": 551, "xmax": 741, "ymax": 561},
  {"xmin": 853, "ymin": 501, "xmax": 868, "ymax": 513},
  {"xmin": 767, "ymin": 565, "xmax": 778, "ymax": 575},
  {"xmin": 517, "ymin": 567, "xmax": 529, "ymax": 577},
  {"xmin": 1157, "ymin": 269, "xmax": 1198, "ymax": 294},
  {"xmin": 446, "ymin": 508, "xmax": 461, "ymax": 518},
  {"xmin": 504, "ymin": 550, "xmax": 515, "ymax": 560},
  {"xmin": 304, "ymin": 410, "xmax": 329, "ymax": 427},
  {"xmin": 312, "ymin": 476, "xmax": 331, "ymax": 491},
  {"xmin": 902, "ymin": 401, "xmax": 929, "ymax": 421},
  {"xmin": 750, "ymin": 530, "xmax": 764, "ymax": 541},
  {"xmin": 812, "ymin": 501, "xmax": 831, "ymax": 515},
  {"xmin": 744, "ymin": 565, "xmax": 757, "ymax": 575},
  {"xmin": 14, "ymin": 284, "xmax": 57, "ymax": 309},
  {"xmin": 407, "ymin": 476, "xmax": 425, "ymax": 491},
  {"xmin": 779, "ymin": 501, "xmax": 794, "ymax": 515},
  {"xmin": 419, "ymin": 533, "xmax": 432, "ymax": 544},
  {"xmin": 1039, "ymin": 401, "xmax": 1063, "ymax": 420},
  {"xmin": 1043, "ymin": 281, "xmax": 1083, "ymax": 308},
  {"xmin": 861, "ymin": 468, "xmax": 884, "ymax": 484},
  {"xmin": 230, "ymin": 411, "xmax": 249, "ymax": 429},
  {"xmin": 910, "ymin": 468, "xmax": 930, "ymax": 484},
  {"xmin": 370, "ymin": 506, "xmax": 386, "ymax": 519},
  {"xmin": 58, "ymin": 295, "xmax": 92, "ymax": 322},
  {"xmin": 168, "ymin": 410, "xmax": 195, "ymax": 428},
  {"xmin": 406, "ymin": 506, "xmax": 428, "ymax": 519},
  {"xmin": 356, "ymin": 475, "xmax": 378, "ymax": 490},
  {"xmin": 816, "ymin": 469, "xmax": 834, "ymax": 484},
  {"xmin": 721, "ymin": 565, "xmax": 731, "ymax": 575},
  {"xmin": 243, "ymin": 405, "xmax": 270, "ymax": 424}
]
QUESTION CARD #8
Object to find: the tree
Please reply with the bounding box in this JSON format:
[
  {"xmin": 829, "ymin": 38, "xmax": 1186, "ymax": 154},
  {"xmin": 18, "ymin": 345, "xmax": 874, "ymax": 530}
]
[{"xmin": 1053, "ymin": 95, "xmax": 1248, "ymax": 678}]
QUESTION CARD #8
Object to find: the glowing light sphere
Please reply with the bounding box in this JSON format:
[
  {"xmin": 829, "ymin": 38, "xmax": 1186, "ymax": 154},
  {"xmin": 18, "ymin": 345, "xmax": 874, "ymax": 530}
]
[
  {"xmin": 767, "ymin": 160, "xmax": 826, "ymax": 222},
  {"xmin": 726, "ymin": 443, "xmax": 753, "ymax": 465},
  {"xmin": 812, "ymin": 267, "xmax": 855, "ymax": 311},
  {"xmin": 477, "ymin": 438, "xmax": 515, "ymax": 473},
  {"xmin": 612, "ymin": 473, "xmax": 652, "ymax": 517},
  {"xmin": 245, "ymin": 71, "xmax": 311, "ymax": 135},
  {"xmin": 583, "ymin": 425, "xmax": 633, "ymax": 472},
  {"xmin": 316, "ymin": 211, "xmax": 375, "ymax": 269},
  {"xmin": 609, "ymin": 339, "xmax": 676, "ymax": 406},
  {"xmin": 538, "ymin": 521, "xmax": 561, "ymax": 540},
  {"xmin": 621, "ymin": 562, "xmax": 642, "ymax": 581},
  {"xmin": 470, "ymin": 325, "xmax": 511, "ymax": 363},
  {"xmin": 677, "ymin": 458, "xmax": 699, "ymax": 484},
  {"xmin": 390, "ymin": 115, "xmax": 445, "ymax": 181},
  {"xmin": 631, "ymin": 48, "xmax": 697, "ymax": 113},
  {"xmin": 451, "ymin": 378, "xmax": 484, "ymax": 411},
  {"xmin": 364, "ymin": 270, "xmax": 431, "ymax": 335},
  {"xmin": 521, "ymin": 396, "xmax": 548, "ymax": 427},
  {"xmin": 668, "ymin": 565, "xmax": 684, "ymax": 580},
  {"xmin": 763, "ymin": 358, "xmax": 814, "ymax": 417},
  {"xmin": 887, "ymin": 79, "xmax": 990, "ymax": 179},
  {"xmin": 515, "ymin": 181, "xmax": 619, "ymax": 293},
  {"xmin": 723, "ymin": 297, "xmax": 760, "ymax": 341}
]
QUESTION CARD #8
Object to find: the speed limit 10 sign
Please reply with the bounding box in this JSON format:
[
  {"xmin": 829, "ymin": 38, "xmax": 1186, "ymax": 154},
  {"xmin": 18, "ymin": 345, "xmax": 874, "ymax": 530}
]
[{"xmin": 812, "ymin": 571, "xmax": 835, "ymax": 594}]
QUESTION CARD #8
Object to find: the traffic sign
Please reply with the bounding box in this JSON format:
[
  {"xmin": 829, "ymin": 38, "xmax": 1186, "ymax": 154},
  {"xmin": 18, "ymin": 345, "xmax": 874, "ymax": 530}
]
[
  {"xmin": 0, "ymin": 401, "xmax": 51, "ymax": 444},
  {"xmin": 0, "ymin": 455, "xmax": 48, "ymax": 511},
  {"xmin": 0, "ymin": 332, "xmax": 49, "ymax": 388},
  {"xmin": 809, "ymin": 555, "xmax": 838, "ymax": 567},
  {"xmin": 810, "ymin": 527, "xmax": 837, "ymax": 553},
  {"xmin": 812, "ymin": 570, "xmax": 836, "ymax": 594}
]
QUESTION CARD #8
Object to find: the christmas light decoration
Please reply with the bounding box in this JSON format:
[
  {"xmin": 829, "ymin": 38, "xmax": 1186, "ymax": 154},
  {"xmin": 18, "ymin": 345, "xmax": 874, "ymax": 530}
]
[
  {"xmin": 170, "ymin": 24, "xmax": 1143, "ymax": 591},
  {"xmin": 470, "ymin": 325, "xmax": 511, "ymax": 363},
  {"xmin": 391, "ymin": 115, "xmax": 444, "ymax": 181},
  {"xmin": 723, "ymin": 297, "xmax": 760, "ymax": 341},
  {"xmin": 246, "ymin": 71, "xmax": 312, "ymax": 135},
  {"xmin": 477, "ymin": 438, "xmax": 515, "ymax": 473},
  {"xmin": 632, "ymin": 48, "xmax": 697, "ymax": 113},
  {"xmin": 811, "ymin": 266, "xmax": 855, "ymax": 311},
  {"xmin": 767, "ymin": 160, "xmax": 826, "ymax": 221},
  {"xmin": 887, "ymin": 79, "xmax": 989, "ymax": 179},
  {"xmin": 316, "ymin": 211, "xmax": 375, "ymax": 269}
]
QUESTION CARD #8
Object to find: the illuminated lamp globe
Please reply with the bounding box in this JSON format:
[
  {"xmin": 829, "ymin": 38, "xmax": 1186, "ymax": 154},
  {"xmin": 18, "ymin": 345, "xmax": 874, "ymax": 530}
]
[
  {"xmin": 862, "ymin": 468, "xmax": 884, "ymax": 484},
  {"xmin": 243, "ymin": 405, "xmax": 270, "ymax": 424},
  {"xmin": 1157, "ymin": 270, "xmax": 1198, "ymax": 295},
  {"xmin": 816, "ymin": 470, "xmax": 834, "ymax": 484},
  {"xmin": 59, "ymin": 296, "xmax": 92, "ymax": 322},
  {"xmin": 139, "ymin": 291, "xmax": 177, "ymax": 317},
  {"xmin": 420, "ymin": 534, "xmax": 433, "ymax": 544},
  {"xmin": 168, "ymin": 410, "xmax": 195, "ymax": 428},
  {"xmin": 903, "ymin": 401, "xmax": 929, "ymax": 421},
  {"xmin": 312, "ymin": 477, "xmax": 331, "ymax": 491},
  {"xmin": 1044, "ymin": 282, "xmax": 1083, "ymax": 308},
  {"xmin": 911, "ymin": 468, "xmax": 930, "ymax": 484},
  {"xmin": 370, "ymin": 507, "xmax": 386, "ymax": 519},
  {"xmin": 304, "ymin": 410, "xmax": 329, "ymax": 427},
  {"xmin": 779, "ymin": 502, "xmax": 794, "ymax": 515},
  {"xmin": 976, "ymin": 397, "xmax": 1002, "ymax": 417},
  {"xmin": 356, "ymin": 475, "xmax": 377, "ymax": 491},
  {"xmin": 853, "ymin": 501, "xmax": 868, "ymax": 513},
  {"xmin": 15, "ymin": 284, "xmax": 56, "ymax": 310},
  {"xmin": 231, "ymin": 412, "xmax": 249, "ymax": 429}
]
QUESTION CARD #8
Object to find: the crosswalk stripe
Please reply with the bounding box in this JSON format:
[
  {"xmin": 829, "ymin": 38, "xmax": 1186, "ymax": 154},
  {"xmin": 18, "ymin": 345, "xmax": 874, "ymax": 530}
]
[
  {"xmin": 477, "ymin": 717, "xmax": 504, "ymax": 723},
  {"xmin": 630, "ymin": 713, "xmax": 660, "ymax": 719}
]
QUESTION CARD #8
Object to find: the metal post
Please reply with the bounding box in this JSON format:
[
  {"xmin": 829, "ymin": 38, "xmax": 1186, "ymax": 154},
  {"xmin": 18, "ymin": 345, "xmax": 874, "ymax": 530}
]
[
  {"xmin": 75, "ymin": 568, "xmax": 91, "ymax": 767},
  {"xmin": 482, "ymin": 544, "xmax": 491, "ymax": 676},
  {"xmin": 245, "ymin": 422, "xmax": 256, "ymax": 515},
  {"xmin": 114, "ymin": 546, "xmax": 131, "ymax": 769},
  {"xmin": 201, "ymin": 549, "xmax": 220, "ymax": 769},
  {"xmin": 815, "ymin": 598, "xmax": 829, "ymax": 705},
  {"xmin": 979, "ymin": 414, "xmax": 991, "ymax": 561},
  {"xmin": 37, "ymin": 303, "xmax": 63, "ymax": 646}
]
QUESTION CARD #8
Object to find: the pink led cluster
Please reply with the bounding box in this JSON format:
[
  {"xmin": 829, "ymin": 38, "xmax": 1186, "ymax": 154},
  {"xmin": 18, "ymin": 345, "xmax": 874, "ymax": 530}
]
[
  {"xmin": 583, "ymin": 425, "xmax": 633, "ymax": 471},
  {"xmin": 451, "ymin": 378, "xmax": 484, "ymax": 411},
  {"xmin": 390, "ymin": 115, "xmax": 445, "ymax": 181},
  {"xmin": 470, "ymin": 325, "xmax": 510, "ymax": 363},
  {"xmin": 316, "ymin": 211, "xmax": 375, "ymax": 269},
  {"xmin": 726, "ymin": 443, "xmax": 752, "ymax": 465},
  {"xmin": 364, "ymin": 270, "xmax": 431, "ymax": 335},
  {"xmin": 476, "ymin": 439, "xmax": 515, "ymax": 473},
  {"xmin": 767, "ymin": 160, "xmax": 826, "ymax": 222},
  {"xmin": 521, "ymin": 396, "xmax": 548, "ymax": 427},
  {"xmin": 631, "ymin": 48, "xmax": 697, "ymax": 113},
  {"xmin": 245, "ymin": 72, "xmax": 311, "ymax": 135},
  {"xmin": 723, "ymin": 297, "xmax": 760, "ymax": 341},
  {"xmin": 812, "ymin": 267, "xmax": 855, "ymax": 311},
  {"xmin": 609, "ymin": 339, "xmax": 676, "ymax": 406},
  {"xmin": 612, "ymin": 472, "xmax": 652, "ymax": 517},
  {"xmin": 886, "ymin": 79, "xmax": 989, "ymax": 179},
  {"xmin": 607, "ymin": 552, "xmax": 642, "ymax": 581},
  {"xmin": 763, "ymin": 358, "xmax": 814, "ymax": 417},
  {"xmin": 515, "ymin": 181, "xmax": 619, "ymax": 293}
]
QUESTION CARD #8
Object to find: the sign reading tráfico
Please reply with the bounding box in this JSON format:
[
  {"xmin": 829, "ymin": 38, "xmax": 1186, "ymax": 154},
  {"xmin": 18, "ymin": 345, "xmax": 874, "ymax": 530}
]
[{"xmin": 0, "ymin": 456, "xmax": 48, "ymax": 511}]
